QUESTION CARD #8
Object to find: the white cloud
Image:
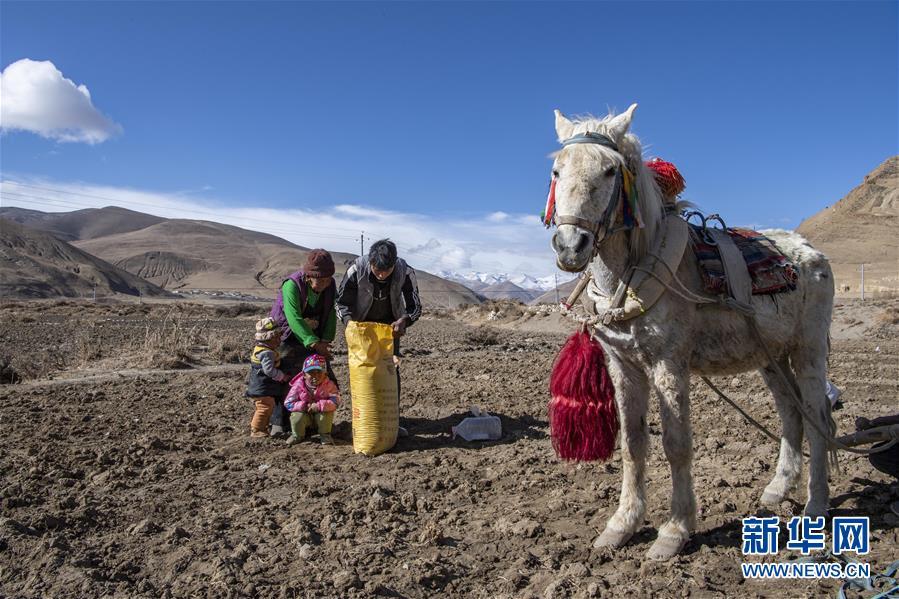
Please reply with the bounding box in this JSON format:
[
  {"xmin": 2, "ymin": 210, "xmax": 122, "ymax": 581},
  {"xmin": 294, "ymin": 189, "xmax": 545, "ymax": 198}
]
[
  {"xmin": 487, "ymin": 211, "xmax": 508, "ymax": 222},
  {"xmin": 0, "ymin": 59, "xmax": 122, "ymax": 144},
  {"xmin": 0, "ymin": 176, "xmax": 564, "ymax": 279}
]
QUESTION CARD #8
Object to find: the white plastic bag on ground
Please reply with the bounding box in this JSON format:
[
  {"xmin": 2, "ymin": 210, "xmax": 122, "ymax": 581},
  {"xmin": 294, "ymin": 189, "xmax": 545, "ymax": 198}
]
[
  {"xmin": 452, "ymin": 406, "xmax": 501, "ymax": 441},
  {"xmin": 826, "ymin": 380, "xmax": 842, "ymax": 408}
]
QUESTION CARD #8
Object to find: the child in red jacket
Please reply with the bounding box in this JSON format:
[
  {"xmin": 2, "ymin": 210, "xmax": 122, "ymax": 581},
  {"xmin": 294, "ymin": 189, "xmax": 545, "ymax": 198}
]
[{"xmin": 284, "ymin": 354, "xmax": 340, "ymax": 445}]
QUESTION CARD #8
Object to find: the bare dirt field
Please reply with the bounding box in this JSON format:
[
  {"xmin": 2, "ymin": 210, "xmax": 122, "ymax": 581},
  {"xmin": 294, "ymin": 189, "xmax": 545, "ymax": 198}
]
[{"xmin": 0, "ymin": 298, "xmax": 897, "ymax": 598}]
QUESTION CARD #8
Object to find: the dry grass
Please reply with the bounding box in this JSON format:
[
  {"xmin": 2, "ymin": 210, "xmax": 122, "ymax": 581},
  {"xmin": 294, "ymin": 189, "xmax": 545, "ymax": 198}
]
[
  {"xmin": 138, "ymin": 311, "xmax": 205, "ymax": 369},
  {"xmin": 0, "ymin": 355, "xmax": 21, "ymax": 384},
  {"xmin": 1, "ymin": 350, "xmax": 67, "ymax": 383},
  {"xmin": 213, "ymin": 303, "xmax": 264, "ymax": 318},
  {"xmin": 877, "ymin": 305, "xmax": 899, "ymax": 326},
  {"xmin": 465, "ymin": 326, "xmax": 501, "ymax": 347},
  {"xmin": 207, "ymin": 329, "xmax": 248, "ymax": 364},
  {"xmin": 0, "ymin": 302, "xmax": 261, "ymax": 382}
]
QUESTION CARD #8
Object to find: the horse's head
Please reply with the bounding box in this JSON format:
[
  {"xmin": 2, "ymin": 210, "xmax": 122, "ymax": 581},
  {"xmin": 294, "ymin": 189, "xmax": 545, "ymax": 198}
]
[{"xmin": 549, "ymin": 104, "xmax": 637, "ymax": 272}]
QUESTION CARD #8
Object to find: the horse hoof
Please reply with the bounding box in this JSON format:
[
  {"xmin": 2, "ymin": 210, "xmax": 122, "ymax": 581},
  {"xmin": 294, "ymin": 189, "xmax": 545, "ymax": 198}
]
[
  {"xmin": 803, "ymin": 505, "xmax": 829, "ymax": 519},
  {"xmin": 760, "ymin": 489, "xmax": 785, "ymax": 507},
  {"xmin": 646, "ymin": 535, "xmax": 687, "ymax": 561},
  {"xmin": 593, "ymin": 526, "xmax": 633, "ymax": 549}
]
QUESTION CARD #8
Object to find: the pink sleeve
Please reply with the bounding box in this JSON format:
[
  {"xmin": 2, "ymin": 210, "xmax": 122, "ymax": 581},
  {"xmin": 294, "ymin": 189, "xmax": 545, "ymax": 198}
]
[
  {"xmin": 316, "ymin": 399, "xmax": 337, "ymax": 412},
  {"xmin": 284, "ymin": 382, "xmax": 309, "ymax": 412},
  {"xmin": 313, "ymin": 381, "xmax": 339, "ymax": 412}
]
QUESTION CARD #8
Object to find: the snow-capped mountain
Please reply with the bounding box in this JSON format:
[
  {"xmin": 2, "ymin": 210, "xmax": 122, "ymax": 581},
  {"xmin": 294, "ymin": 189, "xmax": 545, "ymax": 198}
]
[{"xmin": 438, "ymin": 270, "xmax": 575, "ymax": 292}]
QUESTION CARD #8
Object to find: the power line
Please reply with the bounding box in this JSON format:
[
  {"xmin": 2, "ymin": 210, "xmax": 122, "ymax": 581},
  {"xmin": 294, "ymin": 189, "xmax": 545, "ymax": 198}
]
[
  {"xmin": 1, "ymin": 190, "xmax": 486, "ymax": 269},
  {"xmin": 176, "ymin": 286, "xmax": 546, "ymax": 296},
  {"xmin": 0, "ymin": 189, "xmax": 478, "ymax": 263},
  {"xmin": 1, "ymin": 183, "xmax": 556, "ymax": 280},
  {"xmin": 0, "ymin": 191, "xmax": 362, "ymax": 242},
  {"xmin": 1, "ymin": 182, "xmax": 481, "ymax": 259},
  {"xmin": 2, "ymin": 179, "xmax": 368, "ymax": 238},
  {"xmin": 1, "ymin": 180, "xmax": 367, "ymax": 235}
]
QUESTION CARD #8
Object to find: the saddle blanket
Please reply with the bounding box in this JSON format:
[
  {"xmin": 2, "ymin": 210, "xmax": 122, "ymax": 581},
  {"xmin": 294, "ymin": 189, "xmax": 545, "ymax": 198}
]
[{"xmin": 689, "ymin": 226, "xmax": 798, "ymax": 296}]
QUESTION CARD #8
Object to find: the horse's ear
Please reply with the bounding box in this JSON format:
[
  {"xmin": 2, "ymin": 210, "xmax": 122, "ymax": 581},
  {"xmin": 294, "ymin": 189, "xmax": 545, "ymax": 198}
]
[
  {"xmin": 554, "ymin": 109, "xmax": 575, "ymax": 142},
  {"xmin": 607, "ymin": 103, "xmax": 638, "ymax": 140}
]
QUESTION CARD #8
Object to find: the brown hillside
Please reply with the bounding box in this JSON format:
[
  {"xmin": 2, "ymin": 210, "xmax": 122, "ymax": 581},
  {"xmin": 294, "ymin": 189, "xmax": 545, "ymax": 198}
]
[
  {"xmin": 798, "ymin": 156, "xmax": 898, "ymax": 296},
  {"xmin": 478, "ymin": 281, "xmax": 540, "ymax": 303},
  {"xmin": 530, "ymin": 278, "xmax": 578, "ymax": 305},
  {"xmin": 0, "ymin": 219, "xmax": 173, "ymax": 299},
  {"xmin": 72, "ymin": 217, "xmax": 481, "ymax": 308},
  {"xmin": 0, "ymin": 206, "xmax": 165, "ymax": 242}
]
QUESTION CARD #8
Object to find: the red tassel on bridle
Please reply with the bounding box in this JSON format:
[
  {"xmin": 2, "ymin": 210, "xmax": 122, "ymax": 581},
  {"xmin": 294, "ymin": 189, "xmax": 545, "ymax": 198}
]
[
  {"xmin": 542, "ymin": 177, "xmax": 557, "ymax": 228},
  {"xmin": 548, "ymin": 328, "xmax": 619, "ymax": 461}
]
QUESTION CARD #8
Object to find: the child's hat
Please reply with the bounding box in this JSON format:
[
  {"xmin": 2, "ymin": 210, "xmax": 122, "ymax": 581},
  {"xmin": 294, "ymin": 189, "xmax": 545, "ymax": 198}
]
[
  {"xmin": 303, "ymin": 354, "xmax": 327, "ymax": 373},
  {"xmin": 254, "ymin": 317, "xmax": 280, "ymax": 342}
]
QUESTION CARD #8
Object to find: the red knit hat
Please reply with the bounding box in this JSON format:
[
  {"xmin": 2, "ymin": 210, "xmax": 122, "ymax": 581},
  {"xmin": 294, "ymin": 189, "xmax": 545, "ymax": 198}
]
[{"xmin": 303, "ymin": 249, "xmax": 335, "ymax": 278}]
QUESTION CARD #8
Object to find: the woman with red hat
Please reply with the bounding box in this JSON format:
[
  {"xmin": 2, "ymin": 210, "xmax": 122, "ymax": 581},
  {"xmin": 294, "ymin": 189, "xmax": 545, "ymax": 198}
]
[{"xmin": 268, "ymin": 249, "xmax": 339, "ymax": 436}]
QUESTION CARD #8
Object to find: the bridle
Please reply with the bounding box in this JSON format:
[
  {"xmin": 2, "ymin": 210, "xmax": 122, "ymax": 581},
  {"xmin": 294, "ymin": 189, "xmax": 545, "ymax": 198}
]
[{"xmin": 547, "ymin": 131, "xmax": 640, "ymax": 258}]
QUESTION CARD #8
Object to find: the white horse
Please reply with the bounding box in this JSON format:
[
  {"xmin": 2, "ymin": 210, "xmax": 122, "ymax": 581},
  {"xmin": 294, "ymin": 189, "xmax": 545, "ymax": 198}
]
[{"xmin": 549, "ymin": 104, "xmax": 835, "ymax": 560}]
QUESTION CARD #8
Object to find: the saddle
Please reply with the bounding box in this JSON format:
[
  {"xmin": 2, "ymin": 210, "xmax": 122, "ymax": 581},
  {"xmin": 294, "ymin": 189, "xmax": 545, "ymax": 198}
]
[
  {"xmin": 688, "ymin": 222, "xmax": 798, "ymax": 298},
  {"xmin": 580, "ymin": 214, "xmax": 797, "ymax": 324}
]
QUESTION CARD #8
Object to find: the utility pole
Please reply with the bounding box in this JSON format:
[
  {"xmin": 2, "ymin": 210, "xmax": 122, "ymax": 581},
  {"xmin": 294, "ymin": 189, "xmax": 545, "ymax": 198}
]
[
  {"xmin": 860, "ymin": 263, "xmax": 865, "ymax": 301},
  {"xmin": 359, "ymin": 231, "xmax": 365, "ymax": 256},
  {"xmin": 92, "ymin": 284, "xmax": 96, "ymax": 302},
  {"xmin": 554, "ymin": 274, "xmax": 560, "ymax": 303},
  {"xmin": 138, "ymin": 289, "xmax": 142, "ymax": 305}
]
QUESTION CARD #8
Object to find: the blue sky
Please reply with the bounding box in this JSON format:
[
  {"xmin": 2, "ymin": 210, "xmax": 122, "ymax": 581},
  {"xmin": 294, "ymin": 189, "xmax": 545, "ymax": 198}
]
[{"xmin": 1, "ymin": 1, "xmax": 896, "ymax": 279}]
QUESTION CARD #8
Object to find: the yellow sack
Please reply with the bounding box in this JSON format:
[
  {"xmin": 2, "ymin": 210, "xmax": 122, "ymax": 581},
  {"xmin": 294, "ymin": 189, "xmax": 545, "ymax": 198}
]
[{"xmin": 345, "ymin": 321, "xmax": 398, "ymax": 456}]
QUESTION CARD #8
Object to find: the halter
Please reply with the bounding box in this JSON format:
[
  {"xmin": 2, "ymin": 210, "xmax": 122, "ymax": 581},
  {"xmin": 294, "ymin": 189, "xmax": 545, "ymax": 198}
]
[{"xmin": 544, "ymin": 132, "xmax": 642, "ymax": 252}]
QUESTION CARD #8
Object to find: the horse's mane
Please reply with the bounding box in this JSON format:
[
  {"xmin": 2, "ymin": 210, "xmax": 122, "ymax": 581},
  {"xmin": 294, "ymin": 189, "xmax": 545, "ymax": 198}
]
[{"xmin": 564, "ymin": 113, "xmax": 666, "ymax": 262}]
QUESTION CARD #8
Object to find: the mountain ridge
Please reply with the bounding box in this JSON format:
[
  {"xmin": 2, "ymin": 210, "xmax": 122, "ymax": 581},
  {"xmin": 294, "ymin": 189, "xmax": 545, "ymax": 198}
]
[
  {"xmin": 0, "ymin": 218, "xmax": 175, "ymax": 299},
  {"xmin": 2, "ymin": 207, "xmax": 482, "ymax": 308}
]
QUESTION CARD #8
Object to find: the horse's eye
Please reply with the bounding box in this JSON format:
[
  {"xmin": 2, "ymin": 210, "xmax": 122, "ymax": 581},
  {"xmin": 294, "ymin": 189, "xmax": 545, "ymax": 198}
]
[
  {"xmin": 552, "ymin": 170, "xmax": 560, "ymax": 178},
  {"xmin": 588, "ymin": 185, "xmax": 597, "ymax": 196},
  {"xmin": 604, "ymin": 167, "xmax": 615, "ymax": 177}
]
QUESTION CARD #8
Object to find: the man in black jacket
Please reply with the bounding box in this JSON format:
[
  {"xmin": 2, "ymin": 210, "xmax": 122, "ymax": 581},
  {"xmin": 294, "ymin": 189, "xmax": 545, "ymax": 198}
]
[{"xmin": 336, "ymin": 239, "xmax": 422, "ymax": 435}]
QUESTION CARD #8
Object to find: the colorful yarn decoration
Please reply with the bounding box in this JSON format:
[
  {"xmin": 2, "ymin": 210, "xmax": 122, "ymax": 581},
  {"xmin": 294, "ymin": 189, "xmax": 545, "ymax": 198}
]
[
  {"xmin": 620, "ymin": 167, "xmax": 643, "ymax": 229},
  {"xmin": 541, "ymin": 177, "xmax": 557, "ymax": 228},
  {"xmin": 645, "ymin": 158, "xmax": 686, "ymax": 199},
  {"xmin": 548, "ymin": 329, "xmax": 619, "ymax": 462}
]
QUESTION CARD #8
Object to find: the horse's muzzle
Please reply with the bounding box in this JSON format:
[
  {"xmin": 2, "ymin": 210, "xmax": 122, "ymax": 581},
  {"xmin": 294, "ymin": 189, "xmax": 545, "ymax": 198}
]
[{"xmin": 552, "ymin": 226, "xmax": 594, "ymax": 272}]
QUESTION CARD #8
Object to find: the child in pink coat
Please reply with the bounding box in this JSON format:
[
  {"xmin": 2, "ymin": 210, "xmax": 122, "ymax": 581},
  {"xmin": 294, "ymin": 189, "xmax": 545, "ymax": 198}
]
[{"xmin": 284, "ymin": 354, "xmax": 340, "ymax": 445}]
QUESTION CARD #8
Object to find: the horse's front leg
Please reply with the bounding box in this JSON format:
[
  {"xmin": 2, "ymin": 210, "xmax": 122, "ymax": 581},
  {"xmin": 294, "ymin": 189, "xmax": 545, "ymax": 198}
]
[
  {"xmin": 594, "ymin": 355, "xmax": 650, "ymax": 549},
  {"xmin": 647, "ymin": 358, "xmax": 696, "ymax": 561}
]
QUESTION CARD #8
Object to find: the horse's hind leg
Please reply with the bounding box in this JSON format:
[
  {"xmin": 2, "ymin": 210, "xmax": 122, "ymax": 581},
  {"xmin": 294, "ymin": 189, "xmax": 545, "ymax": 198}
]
[
  {"xmin": 646, "ymin": 359, "xmax": 695, "ymax": 561},
  {"xmin": 759, "ymin": 357, "xmax": 804, "ymax": 506},
  {"xmin": 594, "ymin": 356, "xmax": 649, "ymax": 550},
  {"xmin": 790, "ymin": 344, "xmax": 831, "ymax": 518}
]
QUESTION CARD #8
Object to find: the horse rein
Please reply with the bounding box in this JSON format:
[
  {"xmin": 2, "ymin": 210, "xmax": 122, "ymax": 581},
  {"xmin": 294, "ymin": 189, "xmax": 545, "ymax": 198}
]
[{"xmin": 551, "ymin": 132, "xmax": 630, "ymax": 256}]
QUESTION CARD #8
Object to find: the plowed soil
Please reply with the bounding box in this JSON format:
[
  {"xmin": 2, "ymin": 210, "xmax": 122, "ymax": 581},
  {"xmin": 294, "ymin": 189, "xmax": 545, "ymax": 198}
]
[{"xmin": 0, "ymin": 299, "xmax": 897, "ymax": 598}]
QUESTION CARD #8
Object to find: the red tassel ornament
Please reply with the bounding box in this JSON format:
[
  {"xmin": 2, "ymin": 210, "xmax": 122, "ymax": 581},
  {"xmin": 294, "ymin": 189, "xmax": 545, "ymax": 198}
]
[
  {"xmin": 645, "ymin": 158, "xmax": 686, "ymax": 199},
  {"xmin": 548, "ymin": 329, "xmax": 619, "ymax": 461},
  {"xmin": 542, "ymin": 177, "xmax": 557, "ymax": 228}
]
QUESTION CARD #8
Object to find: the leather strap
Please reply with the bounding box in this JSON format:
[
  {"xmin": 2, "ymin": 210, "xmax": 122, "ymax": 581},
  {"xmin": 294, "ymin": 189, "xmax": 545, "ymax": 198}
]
[
  {"xmin": 553, "ymin": 214, "xmax": 602, "ymax": 236},
  {"xmin": 707, "ymin": 228, "xmax": 752, "ymax": 306},
  {"xmin": 561, "ymin": 132, "xmax": 619, "ymax": 152},
  {"xmin": 553, "ymin": 169, "xmax": 623, "ymax": 246}
]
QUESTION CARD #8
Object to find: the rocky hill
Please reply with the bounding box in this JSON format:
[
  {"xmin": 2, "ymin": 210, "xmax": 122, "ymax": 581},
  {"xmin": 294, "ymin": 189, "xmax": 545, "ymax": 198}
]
[
  {"xmin": 0, "ymin": 206, "xmax": 165, "ymax": 243},
  {"xmin": 478, "ymin": 280, "xmax": 541, "ymax": 303},
  {"xmin": 0, "ymin": 218, "xmax": 174, "ymax": 299},
  {"xmin": 530, "ymin": 278, "xmax": 578, "ymax": 305},
  {"xmin": 3, "ymin": 208, "xmax": 481, "ymax": 308},
  {"xmin": 798, "ymin": 156, "xmax": 898, "ymax": 296}
]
